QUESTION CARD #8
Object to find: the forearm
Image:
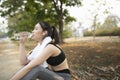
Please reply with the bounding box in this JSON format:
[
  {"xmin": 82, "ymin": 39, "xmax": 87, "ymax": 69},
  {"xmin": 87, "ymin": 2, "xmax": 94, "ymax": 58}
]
[
  {"xmin": 10, "ymin": 66, "xmax": 31, "ymax": 80},
  {"xmin": 19, "ymin": 43, "xmax": 28, "ymax": 65}
]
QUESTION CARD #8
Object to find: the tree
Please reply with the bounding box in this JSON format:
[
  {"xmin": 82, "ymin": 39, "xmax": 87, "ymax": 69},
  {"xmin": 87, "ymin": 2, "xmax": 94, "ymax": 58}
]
[
  {"xmin": 51, "ymin": 0, "xmax": 81, "ymax": 43},
  {"xmin": 87, "ymin": 0, "xmax": 112, "ymax": 37},
  {"xmin": 0, "ymin": 0, "xmax": 82, "ymax": 43},
  {"xmin": 102, "ymin": 15, "xmax": 120, "ymax": 28},
  {"xmin": 92, "ymin": 14, "xmax": 98, "ymax": 37}
]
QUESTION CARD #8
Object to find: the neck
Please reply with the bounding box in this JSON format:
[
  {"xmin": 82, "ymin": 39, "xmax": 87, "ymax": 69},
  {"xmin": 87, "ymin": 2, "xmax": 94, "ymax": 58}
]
[
  {"xmin": 38, "ymin": 36, "xmax": 45, "ymax": 44},
  {"xmin": 38, "ymin": 39, "xmax": 43, "ymax": 45}
]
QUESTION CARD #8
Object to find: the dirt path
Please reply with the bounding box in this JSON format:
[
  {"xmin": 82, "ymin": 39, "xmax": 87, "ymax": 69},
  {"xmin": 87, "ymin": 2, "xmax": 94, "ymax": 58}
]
[{"xmin": 0, "ymin": 38, "xmax": 21, "ymax": 80}]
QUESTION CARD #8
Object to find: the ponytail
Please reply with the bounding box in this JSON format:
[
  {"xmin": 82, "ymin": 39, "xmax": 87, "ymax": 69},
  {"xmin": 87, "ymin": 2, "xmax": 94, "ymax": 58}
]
[
  {"xmin": 51, "ymin": 26, "xmax": 59, "ymax": 44},
  {"xmin": 38, "ymin": 21, "xmax": 59, "ymax": 44}
]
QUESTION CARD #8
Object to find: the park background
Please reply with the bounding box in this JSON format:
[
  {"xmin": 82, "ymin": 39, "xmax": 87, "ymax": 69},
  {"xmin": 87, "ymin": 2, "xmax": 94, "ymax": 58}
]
[{"xmin": 0, "ymin": 0, "xmax": 120, "ymax": 80}]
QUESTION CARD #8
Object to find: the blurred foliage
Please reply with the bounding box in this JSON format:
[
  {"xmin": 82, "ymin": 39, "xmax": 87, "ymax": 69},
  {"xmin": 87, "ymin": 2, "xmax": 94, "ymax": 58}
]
[
  {"xmin": 102, "ymin": 15, "xmax": 120, "ymax": 29},
  {"xmin": 0, "ymin": 31, "xmax": 7, "ymax": 38},
  {"xmin": 84, "ymin": 30, "xmax": 93, "ymax": 36},
  {"xmin": 84, "ymin": 27, "xmax": 120, "ymax": 36},
  {"xmin": 62, "ymin": 25, "xmax": 72, "ymax": 39},
  {"xmin": 84, "ymin": 14, "xmax": 120, "ymax": 36},
  {"xmin": 0, "ymin": 0, "xmax": 82, "ymax": 42},
  {"xmin": 96, "ymin": 27, "xmax": 120, "ymax": 36}
]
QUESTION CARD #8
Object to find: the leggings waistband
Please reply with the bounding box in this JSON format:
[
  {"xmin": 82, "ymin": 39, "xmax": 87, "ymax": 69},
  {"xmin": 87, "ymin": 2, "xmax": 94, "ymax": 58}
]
[{"xmin": 54, "ymin": 69, "xmax": 71, "ymax": 74}]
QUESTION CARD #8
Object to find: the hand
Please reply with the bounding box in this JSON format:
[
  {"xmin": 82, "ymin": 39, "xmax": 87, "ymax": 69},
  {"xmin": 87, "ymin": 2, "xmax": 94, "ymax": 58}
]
[{"xmin": 19, "ymin": 32, "xmax": 28, "ymax": 44}]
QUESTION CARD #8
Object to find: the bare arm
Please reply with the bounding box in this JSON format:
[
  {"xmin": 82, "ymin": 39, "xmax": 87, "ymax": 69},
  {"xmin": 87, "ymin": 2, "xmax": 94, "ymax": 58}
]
[
  {"xmin": 19, "ymin": 43, "xmax": 29, "ymax": 65},
  {"xmin": 10, "ymin": 45, "xmax": 54, "ymax": 80},
  {"xmin": 19, "ymin": 32, "xmax": 29, "ymax": 65}
]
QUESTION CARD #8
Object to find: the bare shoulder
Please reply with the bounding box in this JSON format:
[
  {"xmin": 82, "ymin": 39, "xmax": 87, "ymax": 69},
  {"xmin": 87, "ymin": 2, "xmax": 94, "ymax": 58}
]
[
  {"xmin": 45, "ymin": 44, "xmax": 60, "ymax": 56},
  {"xmin": 45, "ymin": 44, "xmax": 57, "ymax": 50}
]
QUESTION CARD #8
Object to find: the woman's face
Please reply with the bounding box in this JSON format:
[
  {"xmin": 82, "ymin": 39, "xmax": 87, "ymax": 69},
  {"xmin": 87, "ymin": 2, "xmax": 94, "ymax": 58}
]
[{"xmin": 32, "ymin": 23, "xmax": 45, "ymax": 41}]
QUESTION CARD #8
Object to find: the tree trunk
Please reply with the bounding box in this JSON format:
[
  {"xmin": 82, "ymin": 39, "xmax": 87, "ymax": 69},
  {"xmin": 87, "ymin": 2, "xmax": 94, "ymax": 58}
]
[
  {"xmin": 53, "ymin": 0, "xmax": 64, "ymax": 44},
  {"xmin": 92, "ymin": 14, "xmax": 98, "ymax": 38},
  {"xmin": 59, "ymin": 20, "xmax": 64, "ymax": 43}
]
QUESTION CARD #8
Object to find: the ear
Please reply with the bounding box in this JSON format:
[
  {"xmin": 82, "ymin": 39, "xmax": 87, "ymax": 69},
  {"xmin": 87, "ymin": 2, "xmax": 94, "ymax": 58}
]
[{"xmin": 42, "ymin": 31, "xmax": 48, "ymax": 36}]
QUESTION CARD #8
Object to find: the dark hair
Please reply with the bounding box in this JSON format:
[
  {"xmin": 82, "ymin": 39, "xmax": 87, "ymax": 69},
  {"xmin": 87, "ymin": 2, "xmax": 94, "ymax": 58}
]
[{"xmin": 39, "ymin": 21, "xmax": 59, "ymax": 44}]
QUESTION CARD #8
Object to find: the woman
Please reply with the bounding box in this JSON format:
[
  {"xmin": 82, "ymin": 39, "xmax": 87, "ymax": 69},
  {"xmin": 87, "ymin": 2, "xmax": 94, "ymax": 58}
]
[{"xmin": 10, "ymin": 21, "xmax": 71, "ymax": 80}]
